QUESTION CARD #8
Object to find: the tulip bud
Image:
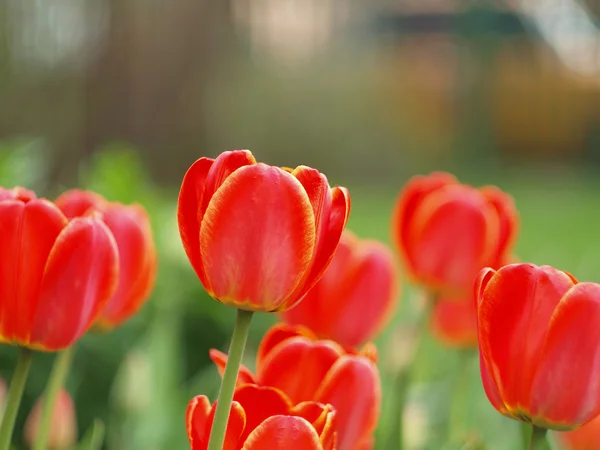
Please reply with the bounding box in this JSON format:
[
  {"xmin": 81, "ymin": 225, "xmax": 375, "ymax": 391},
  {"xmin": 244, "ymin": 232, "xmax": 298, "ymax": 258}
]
[{"xmin": 24, "ymin": 389, "xmax": 77, "ymax": 450}]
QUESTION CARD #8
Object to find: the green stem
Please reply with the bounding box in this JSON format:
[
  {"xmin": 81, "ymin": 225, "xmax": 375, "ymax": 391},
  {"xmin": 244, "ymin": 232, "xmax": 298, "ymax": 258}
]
[
  {"xmin": 527, "ymin": 425, "xmax": 547, "ymax": 450},
  {"xmin": 33, "ymin": 346, "xmax": 75, "ymax": 450},
  {"xmin": 0, "ymin": 347, "xmax": 34, "ymax": 450},
  {"xmin": 447, "ymin": 349, "xmax": 474, "ymax": 443},
  {"xmin": 385, "ymin": 293, "xmax": 435, "ymax": 450},
  {"xmin": 207, "ymin": 309, "xmax": 254, "ymax": 450}
]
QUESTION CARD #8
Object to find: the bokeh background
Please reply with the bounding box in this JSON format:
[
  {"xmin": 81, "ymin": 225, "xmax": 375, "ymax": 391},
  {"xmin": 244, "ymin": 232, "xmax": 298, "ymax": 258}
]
[{"xmin": 1, "ymin": 0, "xmax": 600, "ymax": 449}]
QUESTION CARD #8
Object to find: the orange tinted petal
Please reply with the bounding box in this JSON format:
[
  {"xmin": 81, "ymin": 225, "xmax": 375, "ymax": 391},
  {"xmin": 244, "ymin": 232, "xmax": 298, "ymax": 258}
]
[
  {"xmin": 315, "ymin": 355, "xmax": 381, "ymax": 450},
  {"xmin": 408, "ymin": 184, "xmax": 499, "ymax": 292},
  {"xmin": 258, "ymin": 336, "xmax": 344, "ymax": 404},
  {"xmin": 291, "ymin": 402, "xmax": 336, "ymax": 450},
  {"xmin": 479, "ymin": 350, "xmax": 509, "ymax": 417},
  {"xmin": 233, "ymin": 384, "xmax": 293, "ymax": 444},
  {"xmin": 478, "ymin": 263, "xmax": 575, "ymax": 415},
  {"xmin": 31, "ymin": 217, "xmax": 119, "ymax": 350},
  {"xmin": 242, "ymin": 416, "xmax": 323, "ymax": 450},
  {"xmin": 529, "ymin": 283, "xmax": 600, "ymax": 429},
  {"xmin": 0, "ymin": 199, "xmax": 66, "ymax": 344},
  {"xmin": 391, "ymin": 172, "xmax": 456, "ymax": 274},
  {"xmin": 94, "ymin": 203, "xmax": 157, "ymax": 329},
  {"xmin": 200, "ymin": 164, "xmax": 316, "ymax": 311},
  {"xmin": 257, "ymin": 323, "xmax": 316, "ymax": 365},
  {"xmin": 55, "ymin": 189, "xmax": 105, "ymax": 219},
  {"xmin": 178, "ymin": 157, "xmax": 215, "ymax": 289},
  {"xmin": 209, "ymin": 349, "xmax": 257, "ymax": 386},
  {"xmin": 556, "ymin": 413, "xmax": 600, "ymax": 450}
]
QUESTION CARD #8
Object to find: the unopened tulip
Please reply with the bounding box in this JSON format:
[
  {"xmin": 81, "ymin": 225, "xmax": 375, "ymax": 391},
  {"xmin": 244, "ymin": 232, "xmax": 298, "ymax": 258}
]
[
  {"xmin": 177, "ymin": 150, "xmax": 350, "ymax": 312},
  {"xmin": 55, "ymin": 190, "xmax": 157, "ymax": 330},
  {"xmin": 556, "ymin": 413, "xmax": 600, "ymax": 450},
  {"xmin": 476, "ymin": 263, "xmax": 600, "ymax": 430},
  {"xmin": 186, "ymin": 384, "xmax": 336, "ymax": 450},
  {"xmin": 211, "ymin": 324, "xmax": 380, "ymax": 450},
  {"xmin": 392, "ymin": 172, "xmax": 518, "ymax": 294},
  {"xmin": 282, "ymin": 230, "xmax": 398, "ymax": 348},
  {"xmin": 0, "ymin": 187, "xmax": 118, "ymax": 351},
  {"xmin": 24, "ymin": 388, "xmax": 77, "ymax": 449}
]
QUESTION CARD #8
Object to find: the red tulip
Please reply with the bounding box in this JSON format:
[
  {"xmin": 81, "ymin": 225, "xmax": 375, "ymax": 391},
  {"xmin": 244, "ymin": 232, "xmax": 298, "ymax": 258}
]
[
  {"xmin": 24, "ymin": 388, "xmax": 77, "ymax": 449},
  {"xmin": 281, "ymin": 230, "xmax": 399, "ymax": 348},
  {"xmin": 55, "ymin": 190, "xmax": 157, "ymax": 330},
  {"xmin": 392, "ymin": 172, "xmax": 518, "ymax": 294},
  {"xmin": 476, "ymin": 263, "xmax": 600, "ymax": 430},
  {"xmin": 211, "ymin": 324, "xmax": 380, "ymax": 450},
  {"xmin": 556, "ymin": 413, "xmax": 600, "ymax": 450},
  {"xmin": 186, "ymin": 384, "xmax": 336, "ymax": 450},
  {"xmin": 0, "ymin": 187, "xmax": 119, "ymax": 351},
  {"xmin": 177, "ymin": 150, "xmax": 351, "ymax": 312},
  {"xmin": 429, "ymin": 294, "xmax": 478, "ymax": 348}
]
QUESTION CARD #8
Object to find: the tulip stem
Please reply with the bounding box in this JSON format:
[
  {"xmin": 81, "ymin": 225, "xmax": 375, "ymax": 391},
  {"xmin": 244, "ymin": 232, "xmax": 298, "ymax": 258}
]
[
  {"xmin": 0, "ymin": 347, "xmax": 34, "ymax": 450},
  {"xmin": 207, "ymin": 309, "xmax": 254, "ymax": 450},
  {"xmin": 33, "ymin": 346, "xmax": 75, "ymax": 450},
  {"xmin": 527, "ymin": 425, "xmax": 547, "ymax": 450}
]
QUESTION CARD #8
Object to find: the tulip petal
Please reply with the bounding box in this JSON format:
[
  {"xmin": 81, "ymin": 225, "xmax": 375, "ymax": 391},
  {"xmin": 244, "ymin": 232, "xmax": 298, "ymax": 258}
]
[
  {"xmin": 55, "ymin": 189, "xmax": 105, "ymax": 219},
  {"xmin": 200, "ymin": 164, "xmax": 316, "ymax": 311},
  {"xmin": 95, "ymin": 204, "xmax": 157, "ymax": 328},
  {"xmin": 529, "ymin": 283, "xmax": 600, "ymax": 429},
  {"xmin": 328, "ymin": 239, "xmax": 398, "ymax": 347},
  {"xmin": 205, "ymin": 401, "xmax": 247, "ymax": 450},
  {"xmin": 478, "ymin": 264, "xmax": 576, "ymax": 415},
  {"xmin": 209, "ymin": 349, "xmax": 257, "ymax": 386},
  {"xmin": 391, "ymin": 172, "xmax": 456, "ymax": 273},
  {"xmin": 233, "ymin": 384, "xmax": 293, "ymax": 444},
  {"xmin": 430, "ymin": 296, "xmax": 478, "ymax": 348},
  {"xmin": 408, "ymin": 184, "xmax": 499, "ymax": 291},
  {"xmin": 186, "ymin": 395, "xmax": 212, "ymax": 449},
  {"xmin": 315, "ymin": 356, "xmax": 381, "ymax": 450},
  {"xmin": 178, "ymin": 157, "xmax": 214, "ymax": 288},
  {"xmin": 480, "ymin": 186, "xmax": 519, "ymax": 267},
  {"xmin": 0, "ymin": 199, "xmax": 66, "ymax": 344},
  {"xmin": 479, "ymin": 350, "xmax": 509, "ymax": 416},
  {"xmin": 258, "ymin": 336, "xmax": 344, "ymax": 404},
  {"xmin": 31, "ymin": 217, "xmax": 119, "ymax": 350},
  {"xmin": 242, "ymin": 416, "xmax": 323, "ymax": 450},
  {"xmin": 256, "ymin": 323, "xmax": 315, "ymax": 365},
  {"xmin": 291, "ymin": 403, "xmax": 336, "ymax": 450},
  {"xmin": 198, "ymin": 150, "xmax": 256, "ymax": 219},
  {"xmin": 0, "ymin": 187, "xmax": 36, "ymax": 202},
  {"xmin": 295, "ymin": 186, "xmax": 351, "ymax": 303}
]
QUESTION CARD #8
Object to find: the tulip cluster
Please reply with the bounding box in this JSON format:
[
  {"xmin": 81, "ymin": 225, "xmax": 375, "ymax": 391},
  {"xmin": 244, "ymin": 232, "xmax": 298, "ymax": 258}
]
[{"xmin": 3, "ymin": 147, "xmax": 600, "ymax": 450}]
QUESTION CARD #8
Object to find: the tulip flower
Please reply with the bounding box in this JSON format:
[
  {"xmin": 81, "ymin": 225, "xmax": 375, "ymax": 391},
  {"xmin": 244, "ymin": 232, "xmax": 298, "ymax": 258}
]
[
  {"xmin": 0, "ymin": 187, "xmax": 119, "ymax": 351},
  {"xmin": 24, "ymin": 389, "xmax": 77, "ymax": 450},
  {"xmin": 55, "ymin": 189, "xmax": 157, "ymax": 330},
  {"xmin": 476, "ymin": 263, "xmax": 600, "ymax": 431},
  {"xmin": 392, "ymin": 172, "xmax": 518, "ymax": 294},
  {"xmin": 211, "ymin": 324, "xmax": 380, "ymax": 450},
  {"xmin": 177, "ymin": 149, "xmax": 350, "ymax": 312},
  {"xmin": 556, "ymin": 413, "xmax": 600, "ymax": 450},
  {"xmin": 186, "ymin": 384, "xmax": 336, "ymax": 450},
  {"xmin": 281, "ymin": 230, "xmax": 399, "ymax": 348},
  {"xmin": 429, "ymin": 295, "xmax": 478, "ymax": 348}
]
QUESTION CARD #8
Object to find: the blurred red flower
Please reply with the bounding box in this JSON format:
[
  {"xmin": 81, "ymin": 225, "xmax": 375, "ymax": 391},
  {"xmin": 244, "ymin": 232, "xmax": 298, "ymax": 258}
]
[
  {"xmin": 392, "ymin": 172, "xmax": 518, "ymax": 294},
  {"xmin": 282, "ymin": 230, "xmax": 399, "ymax": 348},
  {"xmin": 556, "ymin": 413, "xmax": 600, "ymax": 450},
  {"xmin": 56, "ymin": 189, "xmax": 157, "ymax": 330},
  {"xmin": 429, "ymin": 294, "xmax": 478, "ymax": 348},
  {"xmin": 476, "ymin": 263, "xmax": 600, "ymax": 430},
  {"xmin": 0, "ymin": 187, "xmax": 118, "ymax": 351},
  {"xmin": 177, "ymin": 150, "xmax": 350, "ymax": 312},
  {"xmin": 24, "ymin": 388, "xmax": 77, "ymax": 449},
  {"xmin": 186, "ymin": 384, "xmax": 336, "ymax": 450},
  {"xmin": 211, "ymin": 324, "xmax": 380, "ymax": 450}
]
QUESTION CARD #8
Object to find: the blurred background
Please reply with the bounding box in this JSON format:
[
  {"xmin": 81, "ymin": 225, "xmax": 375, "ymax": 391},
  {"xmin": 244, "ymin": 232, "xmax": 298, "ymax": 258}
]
[{"xmin": 0, "ymin": 0, "xmax": 600, "ymax": 449}]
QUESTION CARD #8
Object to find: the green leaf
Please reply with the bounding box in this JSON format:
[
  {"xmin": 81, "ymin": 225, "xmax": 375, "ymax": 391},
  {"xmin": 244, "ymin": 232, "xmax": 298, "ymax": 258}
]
[{"xmin": 77, "ymin": 419, "xmax": 105, "ymax": 450}]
